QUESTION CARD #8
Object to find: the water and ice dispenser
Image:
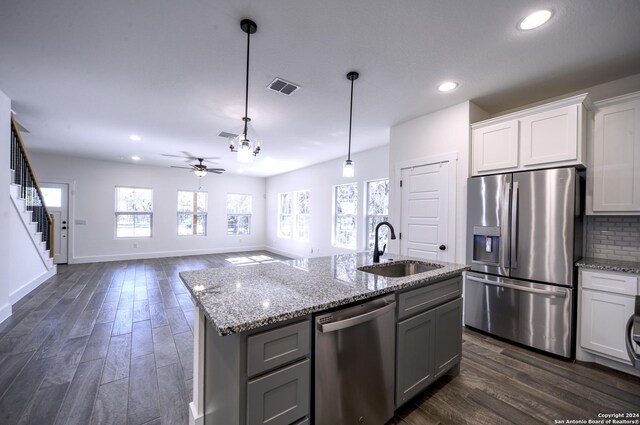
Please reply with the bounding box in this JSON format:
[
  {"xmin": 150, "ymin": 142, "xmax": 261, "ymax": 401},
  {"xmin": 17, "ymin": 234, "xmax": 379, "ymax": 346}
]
[{"xmin": 471, "ymin": 226, "xmax": 501, "ymax": 265}]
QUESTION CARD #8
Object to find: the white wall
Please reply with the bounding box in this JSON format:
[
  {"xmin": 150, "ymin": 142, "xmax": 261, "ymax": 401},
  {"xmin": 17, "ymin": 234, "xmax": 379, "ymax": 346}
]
[
  {"xmin": 265, "ymin": 145, "xmax": 389, "ymax": 259},
  {"xmin": 389, "ymin": 101, "xmax": 479, "ymax": 264},
  {"xmin": 29, "ymin": 153, "xmax": 267, "ymax": 263},
  {"xmin": 0, "ymin": 90, "xmax": 11, "ymax": 322}
]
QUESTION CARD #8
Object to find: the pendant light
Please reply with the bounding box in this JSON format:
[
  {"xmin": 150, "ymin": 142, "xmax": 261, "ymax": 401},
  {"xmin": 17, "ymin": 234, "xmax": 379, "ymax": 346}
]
[
  {"xmin": 343, "ymin": 71, "xmax": 359, "ymax": 177},
  {"xmin": 229, "ymin": 19, "xmax": 261, "ymax": 163}
]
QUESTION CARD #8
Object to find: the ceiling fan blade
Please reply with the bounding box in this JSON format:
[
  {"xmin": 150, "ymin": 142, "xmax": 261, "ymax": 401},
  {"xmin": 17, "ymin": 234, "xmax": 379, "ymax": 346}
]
[
  {"xmin": 210, "ymin": 170, "xmax": 223, "ymax": 174},
  {"xmin": 162, "ymin": 153, "xmax": 190, "ymax": 158},
  {"xmin": 170, "ymin": 166, "xmax": 193, "ymax": 170},
  {"xmin": 206, "ymin": 168, "xmax": 225, "ymax": 172}
]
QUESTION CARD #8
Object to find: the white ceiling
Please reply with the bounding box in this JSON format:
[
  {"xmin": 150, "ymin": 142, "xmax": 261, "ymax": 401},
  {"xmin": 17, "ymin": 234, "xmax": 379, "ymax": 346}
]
[{"xmin": 1, "ymin": 0, "xmax": 640, "ymax": 177}]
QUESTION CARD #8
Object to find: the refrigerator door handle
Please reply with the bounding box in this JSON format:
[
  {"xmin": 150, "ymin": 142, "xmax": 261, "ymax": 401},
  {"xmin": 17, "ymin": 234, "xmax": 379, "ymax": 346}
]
[
  {"xmin": 465, "ymin": 275, "xmax": 567, "ymax": 297},
  {"xmin": 500, "ymin": 182, "xmax": 511, "ymax": 269},
  {"xmin": 510, "ymin": 181, "xmax": 519, "ymax": 270}
]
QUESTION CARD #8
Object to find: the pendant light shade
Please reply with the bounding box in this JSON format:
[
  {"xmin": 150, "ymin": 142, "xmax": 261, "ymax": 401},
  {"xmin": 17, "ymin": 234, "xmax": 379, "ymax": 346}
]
[
  {"xmin": 229, "ymin": 19, "xmax": 262, "ymax": 162},
  {"xmin": 343, "ymin": 71, "xmax": 359, "ymax": 177}
]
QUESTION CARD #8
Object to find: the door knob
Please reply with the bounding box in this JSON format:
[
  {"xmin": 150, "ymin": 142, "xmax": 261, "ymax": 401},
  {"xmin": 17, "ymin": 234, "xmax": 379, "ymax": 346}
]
[{"xmin": 439, "ymin": 245, "xmax": 446, "ymax": 251}]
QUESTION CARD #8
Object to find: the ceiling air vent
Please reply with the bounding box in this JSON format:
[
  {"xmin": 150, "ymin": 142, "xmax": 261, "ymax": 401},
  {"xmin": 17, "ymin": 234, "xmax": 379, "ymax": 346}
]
[
  {"xmin": 268, "ymin": 78, "xmax": 300, "ymax": 96},
  {"xmin": 218, "ymin": 131, "xmax": 238, "ymax": 139}
]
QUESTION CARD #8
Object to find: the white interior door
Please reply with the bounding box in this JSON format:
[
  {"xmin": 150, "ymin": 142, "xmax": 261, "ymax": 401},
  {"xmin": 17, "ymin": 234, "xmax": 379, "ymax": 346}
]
[
  {"xmin": 40, "ymin": 182, "xmax": 69, "ymax": 264},
  {"xmin": 400, "ymin": 162, "xmax": 450, "ymax": 261}
]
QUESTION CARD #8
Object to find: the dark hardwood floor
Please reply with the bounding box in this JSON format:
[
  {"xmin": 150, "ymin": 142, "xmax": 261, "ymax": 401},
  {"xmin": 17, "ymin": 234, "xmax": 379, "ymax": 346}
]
[{"xmin": 1, "ymin": 250, "xmax": 639, "ymax": 424}]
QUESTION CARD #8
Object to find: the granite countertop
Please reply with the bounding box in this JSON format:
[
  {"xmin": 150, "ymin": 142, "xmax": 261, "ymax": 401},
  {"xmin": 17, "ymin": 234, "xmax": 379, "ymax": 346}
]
[
  {"xmin": 576, "ymin": 257, "xmax": 640, "ymax": 274},
  {"xmin": 179, "ymin": 252, "xmax": 469, "ymax": 336}
]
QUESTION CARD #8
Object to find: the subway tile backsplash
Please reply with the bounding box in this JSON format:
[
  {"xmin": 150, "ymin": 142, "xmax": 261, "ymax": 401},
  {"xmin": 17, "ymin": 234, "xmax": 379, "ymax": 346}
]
[{"xmin": 585, "ymin": 215, "xmax": 640, "ymax": 262}]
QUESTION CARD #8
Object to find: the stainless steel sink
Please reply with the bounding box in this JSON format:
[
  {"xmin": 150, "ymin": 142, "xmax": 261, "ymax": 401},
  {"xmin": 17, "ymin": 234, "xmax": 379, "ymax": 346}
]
[{"xmin": 358, "ymin": 261, "xmax": 442, "ymax": 278}]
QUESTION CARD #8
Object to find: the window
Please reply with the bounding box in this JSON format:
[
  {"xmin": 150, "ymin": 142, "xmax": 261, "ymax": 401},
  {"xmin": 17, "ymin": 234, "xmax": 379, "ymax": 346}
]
[
  {"xmin": 278, "ymin": 190, "xmax": 310, "ymax": 241},
  {"xmin": 366, "ymin": 179, "xmax": 390, "ymax": 250},
  {"xmin": 227, "ymin": 194, "xmax": 252, "ymax": 235},
  {"xmin": 333, "ymin": 183, "xmax": 358, "ymax": 249},
  {"xmin": 115, "ymin": 187, "xmax": 153, "ymax": 238},
  {"xmin": 177, "ymin": 191, "xmax": 208, "ymax": 236},
  {"xmin": 294, "ymin": 190, "xmax": 310, "ymax": 241},
  {"xmin": 41, "ymin": 187, "xmax": 62, "ymax": 208},
  {"xmin": 278, "ymin": 193, "xmax": 292, "ymax": 238}
]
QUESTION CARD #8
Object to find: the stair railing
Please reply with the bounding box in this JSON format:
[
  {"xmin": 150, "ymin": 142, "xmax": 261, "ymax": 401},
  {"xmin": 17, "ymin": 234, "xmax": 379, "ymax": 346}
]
[{"xmin": 9, "ymin": 116, "xmax": 54, "ymax": 257}]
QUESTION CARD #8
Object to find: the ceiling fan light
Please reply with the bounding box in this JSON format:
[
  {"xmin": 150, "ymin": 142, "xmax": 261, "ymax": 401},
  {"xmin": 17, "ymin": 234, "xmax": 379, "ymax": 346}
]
[
  {"xmin": 194, "ymin": 169, "xmax": 208, "ymax": 177},
  {"xmin": 342, "ymin": 159, "xmax": 354, "ymax": 177}
]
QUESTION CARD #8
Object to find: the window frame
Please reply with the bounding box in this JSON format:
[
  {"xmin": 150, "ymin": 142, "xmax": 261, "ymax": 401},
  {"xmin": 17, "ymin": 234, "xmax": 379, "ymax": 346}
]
[
  {"xmin": 177, "ymin": 190, "xmax": 208, "ymax": 236},
  {"xmin": 333, "ymin": 182, "xmax": 358, "ymax": 249},
  {"xmin": 293, "ymin": 190, "xmax": 310, "ymax": 242},
  {"xmin": 114, "ymin": 186, "xmax": 153, "ymax": 239},
  {"xmin": 226, "ymin": 193, "xmax": 252, "ymax": 235},
  {"xmin": 365, "ymin": 178, "xmax": 390, "ymax": 251},
  {"xmin": 277, "ymin": 190, "xmax": 310, "ymax": 241},
  {"xmin": 277, "ymin": 192, "xmax": 293, "ymax": 239}
]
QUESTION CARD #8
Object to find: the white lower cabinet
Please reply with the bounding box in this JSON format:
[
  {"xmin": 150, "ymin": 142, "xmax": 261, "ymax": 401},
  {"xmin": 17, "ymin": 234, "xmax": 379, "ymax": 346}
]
[
  {"xmin": 580, "ymin": 269, "xmax": 639, "ymax": 364},
  {"xmin": 580, "ymin": 289, "xmax": 635, "ymax": 361}
]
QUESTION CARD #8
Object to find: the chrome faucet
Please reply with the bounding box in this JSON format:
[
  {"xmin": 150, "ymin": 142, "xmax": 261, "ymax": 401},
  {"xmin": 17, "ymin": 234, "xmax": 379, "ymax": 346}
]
[{"xmin": 373, "ymin": 221, "xmax": 397, "ymax": 263}]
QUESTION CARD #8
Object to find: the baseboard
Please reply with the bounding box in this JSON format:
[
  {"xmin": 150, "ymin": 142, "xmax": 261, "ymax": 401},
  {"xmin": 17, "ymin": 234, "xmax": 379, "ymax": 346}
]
[
  {"xmin": 9, "ymin": 265, "xmax": 57, "ymax": 305},
  {"xmin": 188, "ymin": 401, "xmax": 204, "ymax": 425},
  {"xmin": 70, "ymin": 245, "xmax": 268, "ymax": 264},
  {"xmin": 0, "ymin": 302, "xmax": 12, "ymax": 325},
  {"xmin": 263, "ymin": 246, "xmax": 305, "ymax": 259}
]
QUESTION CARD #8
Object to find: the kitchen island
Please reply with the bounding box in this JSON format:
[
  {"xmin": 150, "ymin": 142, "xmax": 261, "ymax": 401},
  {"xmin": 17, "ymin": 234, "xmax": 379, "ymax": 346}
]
[{"xmin": 180, "ymin": 253, "xmax": 469, "ymax": 425}]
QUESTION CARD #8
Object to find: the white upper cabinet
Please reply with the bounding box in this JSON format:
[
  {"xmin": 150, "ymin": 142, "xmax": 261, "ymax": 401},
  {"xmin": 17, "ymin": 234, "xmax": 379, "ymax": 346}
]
[
  {"xmin": 590, "ymin": 91, "xmax": 640, "ymax": 214},
  {"xmin": 471, "ymin": 120, "xmax": 519, "ymax": 174},
  {"xmin": 471, "ymin": 94, "xmax": 589, "ymax": 176},
  {"xmin": 520, "ymin": 104, "xmax": 579, "ymax": 166}
]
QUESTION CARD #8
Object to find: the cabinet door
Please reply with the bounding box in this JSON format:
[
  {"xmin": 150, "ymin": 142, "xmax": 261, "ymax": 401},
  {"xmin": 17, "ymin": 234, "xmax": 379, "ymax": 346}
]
[
  {"xmin": 472, "ymin": 120, "xmax": 519, "ymax": 174},
  {"xmin": 247, "ymin": 359, "xmax": 310, "ymax": 425},
  {"xmin": 434, "ymin": 298, "xmax": 463, "ymax": 378},
  {"xmin": 580, "ymin": 289, "xmax": 635, "ymax": 362},
  {"xmin": 396, "ymin": 309, "xmax": 435, "ymax": 407},
  {"xmin": 520, "ymin": 104, "xmax": 579, "ymax": 166},
  {"xmin": 592, "ymin": 97, "xmax": 640, "ymax": 212}
]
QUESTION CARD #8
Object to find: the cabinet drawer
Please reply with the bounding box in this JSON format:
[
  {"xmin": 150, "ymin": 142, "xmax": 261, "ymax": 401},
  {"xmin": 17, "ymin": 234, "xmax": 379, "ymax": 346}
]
[
  {"xmin": 247, "ymin": 359, "xmax": 310, "ymax": 425},
  {"xmin": 397, "ymin": 276, "xmax": 462, "ymax": 320},
  {"xmin": 582, "ymin": 270, "xmax": 638, "ymax": 295},
  {"xmin": 247, "ymin": 320, "xmax": 310, "ymax": 377}
]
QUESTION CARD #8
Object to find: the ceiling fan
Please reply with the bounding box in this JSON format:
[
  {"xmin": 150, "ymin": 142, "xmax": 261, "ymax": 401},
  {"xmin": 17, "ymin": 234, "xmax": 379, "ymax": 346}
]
[{"xmin": 171, "ymin": 158, "xmax": 225, "ymax": 176}]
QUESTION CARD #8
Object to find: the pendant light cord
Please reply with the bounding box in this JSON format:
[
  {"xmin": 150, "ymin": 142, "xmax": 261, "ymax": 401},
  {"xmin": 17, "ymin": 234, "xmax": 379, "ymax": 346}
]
[
  {"xmin": 347, "ymin": 77, "xmax": 354, "ymax": 161},
  {"xmin": 243, "ymin": 27, "xmax": 251, "ymax": 137}
]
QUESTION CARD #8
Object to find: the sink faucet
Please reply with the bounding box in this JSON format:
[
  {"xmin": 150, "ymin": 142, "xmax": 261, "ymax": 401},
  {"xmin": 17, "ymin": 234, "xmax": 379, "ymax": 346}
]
[{"xmin": 373, "ymin": 221, "xmax": 397, "ymax": 263}]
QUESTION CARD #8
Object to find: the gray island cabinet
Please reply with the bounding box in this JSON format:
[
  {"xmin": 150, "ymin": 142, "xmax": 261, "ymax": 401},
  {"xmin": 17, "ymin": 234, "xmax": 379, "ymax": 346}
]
[{"xmin": 180, "ymin": 253, "xmax": 468, "ymax": 425}]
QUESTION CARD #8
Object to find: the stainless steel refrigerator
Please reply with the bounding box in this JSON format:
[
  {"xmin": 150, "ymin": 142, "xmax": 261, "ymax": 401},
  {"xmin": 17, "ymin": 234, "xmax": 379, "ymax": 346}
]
[{"xmin": 464, "ymin": 167, "xmax": 584, "ymax": 358}]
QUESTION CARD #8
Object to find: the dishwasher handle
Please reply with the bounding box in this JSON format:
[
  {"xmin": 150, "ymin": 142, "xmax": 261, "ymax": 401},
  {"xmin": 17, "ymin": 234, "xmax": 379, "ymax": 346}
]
[{"xmin": 318, "ymin": 301, "xmax": 396, "ymax": 333}]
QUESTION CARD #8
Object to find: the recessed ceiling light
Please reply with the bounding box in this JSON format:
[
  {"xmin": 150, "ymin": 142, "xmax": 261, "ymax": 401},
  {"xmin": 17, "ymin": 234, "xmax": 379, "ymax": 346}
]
[
  {"xmin": 131, "ymin": 156, "xmax": 140, "ymax": 161},
  {"xmin": 438, "ymin": 81, "xmax": 458, "ymax": 92},
  {"xmin": 519, "ymin": 10, "xmax": 552, "ymax": 30},
  {"xmin": 129, "ymin": 134, "xmax": 141, "ymax": 141}
]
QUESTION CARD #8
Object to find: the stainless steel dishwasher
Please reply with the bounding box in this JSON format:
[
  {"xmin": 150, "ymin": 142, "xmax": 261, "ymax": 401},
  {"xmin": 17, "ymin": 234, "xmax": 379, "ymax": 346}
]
[{"xmin": 315, "ymin": 294, "xmax": 396, "ymax": 425}]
